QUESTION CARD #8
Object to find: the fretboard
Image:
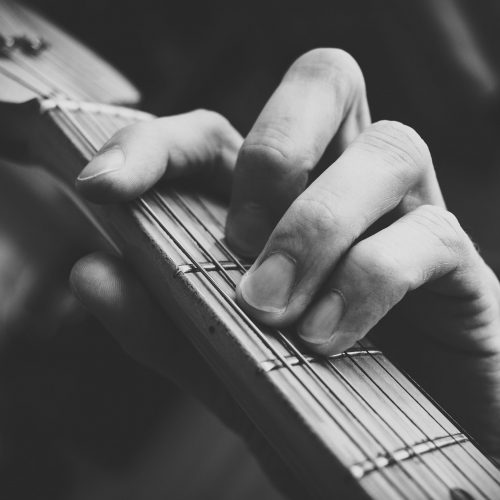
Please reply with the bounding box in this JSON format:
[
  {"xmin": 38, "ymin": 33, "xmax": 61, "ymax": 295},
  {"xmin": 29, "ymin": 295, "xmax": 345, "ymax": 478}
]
[{"xmin": 32, "ymin": 99, "xmax": 500, "ymax": 500}]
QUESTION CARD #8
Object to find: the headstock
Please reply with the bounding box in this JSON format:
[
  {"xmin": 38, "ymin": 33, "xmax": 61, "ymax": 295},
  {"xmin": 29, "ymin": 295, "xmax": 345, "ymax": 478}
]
[{"xmin": 0, "ymin": 0, "xmax": 140, "ymax": 105}]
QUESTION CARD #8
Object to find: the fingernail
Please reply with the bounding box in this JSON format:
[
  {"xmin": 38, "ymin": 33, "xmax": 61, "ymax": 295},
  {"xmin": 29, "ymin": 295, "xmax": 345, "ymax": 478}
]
[
  {"xmin": 77, "ymin": 147, "xmax": 124, "ymax": 182},
  {"xmin": 239, "ymin": 252, "xmax": 295, "ymax": 313},
  {"xmin": 299, "ymin": 290, "xmax": 345, "ymax": 345},
  {"xmin": 227, "ymin": 203, "xmax": 273, "ymax": 258}
]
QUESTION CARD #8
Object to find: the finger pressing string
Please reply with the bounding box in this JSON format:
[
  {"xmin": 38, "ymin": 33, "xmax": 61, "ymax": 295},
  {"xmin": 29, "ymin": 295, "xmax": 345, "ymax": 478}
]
[{"xmin": 226, "ymin": 48, "xmax": 371, "ymax": 257}]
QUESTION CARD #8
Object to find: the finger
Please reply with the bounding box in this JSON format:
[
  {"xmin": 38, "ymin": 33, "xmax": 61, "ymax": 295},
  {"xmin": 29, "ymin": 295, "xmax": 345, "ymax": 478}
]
[
  {"xmin": 226, "ymin": 48, "xmax": 371, "ymax": 256},
  {"xmin": 75, "ymin": 110, "xmax": 243, "ymax": 203},
  {"xmin": 297, "ymin": 205, "xmax": 491, "ymax": 355},
  {"xmin": 236, "ymin": 121, "xmax": 445, "ymax": 326}
]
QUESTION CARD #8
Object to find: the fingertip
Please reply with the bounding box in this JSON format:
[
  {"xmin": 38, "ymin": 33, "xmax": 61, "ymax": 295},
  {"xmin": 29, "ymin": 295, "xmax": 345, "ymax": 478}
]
[
  {"xmin": 75, "ymin": 170, "xmax": 145, "ymax": 203},
  {"xmin": 75, "ymin": 147, "xmax": 128, "ymax": 202},
  {"xmin": 69, "ymin": 252, "xmax": 128, "ymax": 309},
  {"xmin": 235, "ymin": 278, "xmax": 285, "ymax": 326},
  {"xmin": 298, "ymin": 331, "xmax": 354, "ymax": 357}
]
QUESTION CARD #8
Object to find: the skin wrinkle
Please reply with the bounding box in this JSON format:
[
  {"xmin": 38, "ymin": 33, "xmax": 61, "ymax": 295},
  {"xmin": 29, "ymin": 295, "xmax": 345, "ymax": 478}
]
[
  {"xmin": 409, "ymin": 207, "xmax": 472, "ymax": 280},
  {"xmin": 354, "ymin": 123, "xmax": 431, "ymax": 180},
  {"xmin": 241, "ymin": 126, "xmax": 320, "ymax": 174}
]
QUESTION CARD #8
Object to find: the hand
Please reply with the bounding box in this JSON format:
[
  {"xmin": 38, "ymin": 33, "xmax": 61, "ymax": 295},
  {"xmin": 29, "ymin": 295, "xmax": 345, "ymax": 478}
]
[{"xmin": 72, "ymin": 49, "xmax": 500, "ymax": 459}]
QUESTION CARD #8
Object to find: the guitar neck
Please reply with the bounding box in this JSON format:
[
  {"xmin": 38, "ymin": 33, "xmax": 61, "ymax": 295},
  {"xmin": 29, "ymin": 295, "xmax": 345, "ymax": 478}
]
[{"xmin": 26, "ymin": 98, "xmax": 500, "ymax": 499}]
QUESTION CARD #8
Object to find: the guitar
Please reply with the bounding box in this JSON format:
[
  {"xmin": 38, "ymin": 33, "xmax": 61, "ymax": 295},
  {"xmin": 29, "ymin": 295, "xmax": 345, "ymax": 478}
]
[{"xmin": 1, "ymin": 1, "xmax": 499, "ymax": 498}]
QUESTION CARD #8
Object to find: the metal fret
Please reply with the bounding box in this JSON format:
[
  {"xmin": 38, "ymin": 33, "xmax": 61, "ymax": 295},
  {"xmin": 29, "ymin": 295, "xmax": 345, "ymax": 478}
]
[
  {"xmin": 261, "ymin": 349, "xmax": 383, "ymax": 373},
  {"xmin": 175, "ymin": 260, "xmax": 251, "ymax": 276},
  {"xmin": 350, "ymin": 433, "xmax": 469, "ymax": 480}
]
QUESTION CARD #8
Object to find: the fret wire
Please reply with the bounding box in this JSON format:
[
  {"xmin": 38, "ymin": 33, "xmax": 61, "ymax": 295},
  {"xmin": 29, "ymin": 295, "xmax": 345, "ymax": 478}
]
[
  {"xmin": 357, "ymin": 339, "xmax": 500, "ymax": 488},
  {"xmin": 169, "ymin": 168, "xmax": 497, "ymax": 493},
  {"xmin": 261, "ymin": 349, "xmax": 383, "ymax": 372},
  {"xmin": 151, "ymin": 194, "xmax": 439, "ymax": 498},
  {"xmin": 337, "ymin": 355, "xmax": 490, "ymax": 498},
  {"xmin": 176, "ymin": 261, "xmax": 250, "ymax": 275},
  {"xmin": 351, "ymin": 433, "xmax": 468, "ymax": 480},
  {"xmin": 56, "ymin": 111, "xmax": 409, "ymax": 498}
]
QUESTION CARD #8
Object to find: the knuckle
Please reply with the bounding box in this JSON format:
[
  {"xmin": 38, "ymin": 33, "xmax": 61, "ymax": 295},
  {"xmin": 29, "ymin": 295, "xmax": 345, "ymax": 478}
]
[
  {"xmin": 191, "ymin": 109, "xmax": 241, "ymax": 156},
  {"xmin": 282, "ymin": 196, "xmax": 347, "ymax": 246},
  {"xmin": 240, "ymin": 134, "xmax": 316, "ymax": 174},
  {"xmin": 191, "ymin": 108, "xmax": 236, "ymax": 137},
  {"xmin": 191, "ymin": 108, "xmax": 226, "ymax": 128},
  {"xmin": 411, "ymin": 205, "xmax": 469, "ymax": 254},
  {"xmin": 347, "ymin": 242, "xmax": 412, "ymax": 291},
  {"xmin": 112, "ymin": 121, "xmax": 147, "ymax": 143},
  {"xmin": 357, "ymin": 120, "xmax": 433, "ymax": 179},
  {"xmin": 288, "ymin": 47, "xmax": 365, "ymax": 98}
]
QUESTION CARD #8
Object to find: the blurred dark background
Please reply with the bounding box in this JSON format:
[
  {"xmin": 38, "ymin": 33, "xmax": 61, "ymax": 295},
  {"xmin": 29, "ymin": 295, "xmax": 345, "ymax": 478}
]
[
  {"xmin": 3, "ymin": 0, "xmax": 500, "ymax": 498},
  {"xmin": 31, "ymin": 0, "xmax": 500, "ymax": 258}
]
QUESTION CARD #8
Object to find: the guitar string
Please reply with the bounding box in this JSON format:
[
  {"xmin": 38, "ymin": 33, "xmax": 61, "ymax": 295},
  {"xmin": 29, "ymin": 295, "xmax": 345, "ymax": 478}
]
[
  {"xmin": 0, "ymin": 51, "xmax": 485, "ymax": 497},
  {"xmin": 70, "ymin": 105, "xmax": 427, "ymax": 497},
  {"xmin": 351, "ymin": 346, "xmax": 500, "ymax": 485},
  {"xmin": 178, "ymin": 188, "xmax": 500, "ymax": 486},
  {"xmin": 167, "ymin": 191, "xmax": 489, "ymax": 496},
  {"xmin": 0, "ymin": 4, "xmax": 436, "ymax": 497},
  {"xmin": 328, "ymin": 357, "xmax": 489, "ymax": 497},
  {"xmin": 0, "ymin": 61, "xmax": 53, "ymax": 96},
  {"xmin": 56, "ymin": 102, "xmax": 495, "ymax": 497},
  {"xmin": 52, "ymin": 105, "xmax": 420, "ymax": 499},
  {"xmin": 1, "ymin": 7, "xmax": 492, "ymax": 493},
  {"xmin": 155, "ymin": 193, "xmax": 475, "ymax": 496},
  {"xmin": 147, "ymin": 184, "xmax": 458, "ymax": 496}
]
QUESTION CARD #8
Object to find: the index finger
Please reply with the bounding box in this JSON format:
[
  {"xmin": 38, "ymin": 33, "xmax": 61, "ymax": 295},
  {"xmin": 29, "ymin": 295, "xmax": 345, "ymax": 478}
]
[{"xmin": 76, "ymin": 110, "xmax": 243, "ymax": 203}]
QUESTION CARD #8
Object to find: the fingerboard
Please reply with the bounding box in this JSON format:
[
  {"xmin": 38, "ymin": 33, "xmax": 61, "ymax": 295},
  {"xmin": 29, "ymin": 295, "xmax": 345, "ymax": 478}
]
[{"xmin": 31, "ymin": 98, "xmax": 500, "ymax": 500}]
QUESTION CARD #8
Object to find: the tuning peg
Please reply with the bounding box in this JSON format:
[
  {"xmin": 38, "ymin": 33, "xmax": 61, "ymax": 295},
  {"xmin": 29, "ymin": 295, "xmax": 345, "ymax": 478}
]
[
  {"xmin": 14, "ymin": 35, "xmax": 48, "ymax": 55},
  {"xmin": 0, "ymin": 34, "xmax": 16, "ymax": 56}
]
